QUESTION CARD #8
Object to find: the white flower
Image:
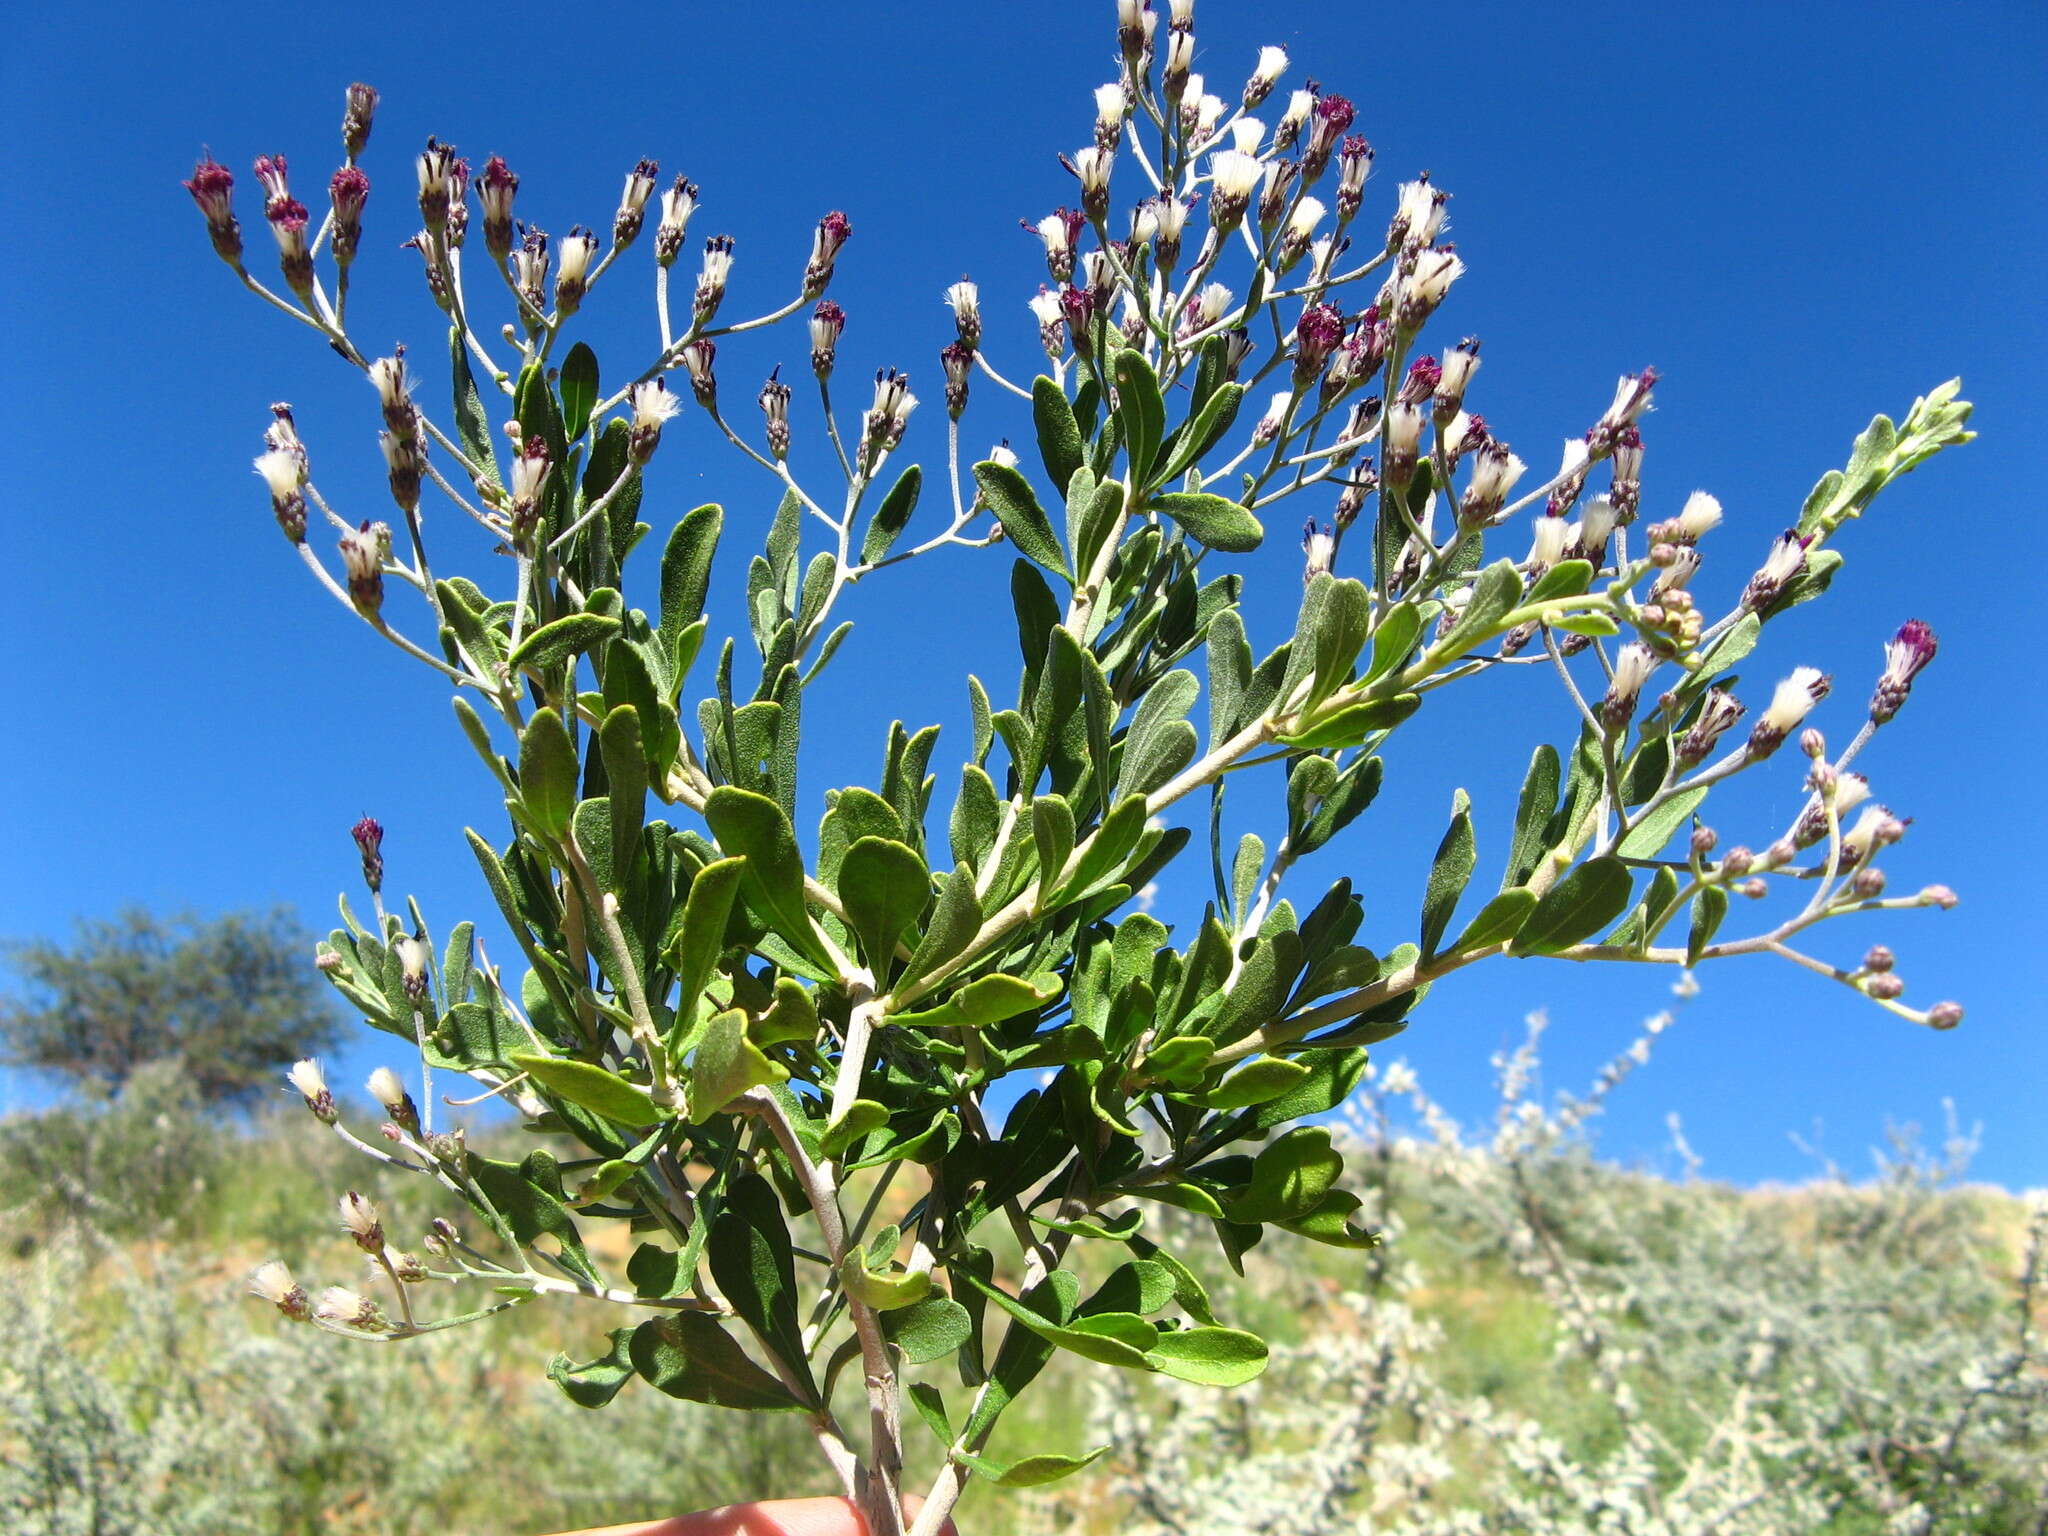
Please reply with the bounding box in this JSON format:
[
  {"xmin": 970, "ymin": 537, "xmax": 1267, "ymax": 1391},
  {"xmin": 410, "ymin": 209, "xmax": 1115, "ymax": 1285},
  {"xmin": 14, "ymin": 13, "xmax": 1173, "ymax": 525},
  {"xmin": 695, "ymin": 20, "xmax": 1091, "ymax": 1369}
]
[
  {"xmin": 1601, "ymin": 641, "xmax": 1660, "ymax": 725},
  {"xmin": 366, "ymin": 1066, "xmax": 409, "ymax": 1113},
  {"xmin": 1676, "ymin": 490, "xmax": 1723, "ymax": 540},
  {"xmin": 1380, "ymin": 1061, "xmax": 1418, "ymax": 1095},
  {"xmin": 944, "ymin": 280, "xmax": 979, "ymax": 332},
  {"xmin": 1278, "ymin": 88, "xmax": 1315, "ymax": 139},
  {"xmin": 1193, "ymin": 93, "xmax": 1228, "ymax": 143},
  {"xmin": 249, "ymin": 1260, "xmax": 299, "ymax": 1307},
  {"xmin": 1761, "ymin": 667, "xmax": 1830, "ymax": 738},
  {"xmin": 1392, "ymin": 179, "xmax": 1449, "ymax": 247},
  {"xmin": 1230, "ymin": 117, "xmax": 1265, "ymax": 154},
  {"xmin": 338, "ymin": 1190, "xmax": 384, "ymax": 1249},
  {"xmin": 1028, "ymin": 289, "xmax": 1064, "ymax": 326},
  {"xmin": 367, "ymin": 355, "xmax": 411, "ymax": 416},
  {"xmin": 315, "ymin": 1285, "xmax": 376, "ymax": 1326},
  {"xmin": 1402, "ymin": 248, "xmax": 1464, "ymax": 315},
  {"xmin": 1527, "ymin": 516, "xmax": 1570, "ymax": 570},
  {"xmin": 253, "ymin": 447, "xmax": 301, "ymax": 500},
  {"xmin": 1208, "ymin": 149, "xmax": 1264, "ymax": 204},
  {"xmin": 1190, "ymin": 281, "xmax": 1233, "ymax": 328},
  {"xmin": 1250, "ymin": 45, "xmax": 1289, "ymax": 93},
  {"xmin": 1576, "ymin": 494, "xmax": 1618, "ymax": 554},
  {"xmin": 556, "ymin": 229, "xmax": 598, "ymax": 287},
  {"xmin": 987, "ymin": 443, "xmax": 1019, "ymax": 470},
  {"xmin": 1254, "ymin": 390, "xmax": 1293, "ymax": 445},
  {"xmin": 1094, "ymin": 83, "xmax": 1125, "ymax": 130},
  {"xmin": 1284, "ymin": 196, "xmax": 1327, "ymax": 245},
  {"xmin": 288, "ymin": 1058, "xmax": 328, "ymax": 1102},
  {"xmin": 628, "ymin": 379, "xmax": 681, "ymax": 431}
]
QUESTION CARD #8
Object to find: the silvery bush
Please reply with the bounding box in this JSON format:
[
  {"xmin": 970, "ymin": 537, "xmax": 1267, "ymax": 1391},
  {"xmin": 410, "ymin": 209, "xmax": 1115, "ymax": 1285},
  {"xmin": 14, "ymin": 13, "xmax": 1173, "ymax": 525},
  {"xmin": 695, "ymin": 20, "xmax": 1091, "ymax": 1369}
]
[{"xmin": 189, "ymin": 4, "xmax": 1974, "ymax": 1529}]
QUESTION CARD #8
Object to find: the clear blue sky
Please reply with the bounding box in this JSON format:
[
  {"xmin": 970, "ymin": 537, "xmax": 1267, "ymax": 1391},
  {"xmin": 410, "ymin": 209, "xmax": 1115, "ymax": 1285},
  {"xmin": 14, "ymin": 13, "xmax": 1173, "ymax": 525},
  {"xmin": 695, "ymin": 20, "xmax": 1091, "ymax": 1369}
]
[{"xmin": 2, "ymin": 0, "xmax": 2041, "ymax": 1186}]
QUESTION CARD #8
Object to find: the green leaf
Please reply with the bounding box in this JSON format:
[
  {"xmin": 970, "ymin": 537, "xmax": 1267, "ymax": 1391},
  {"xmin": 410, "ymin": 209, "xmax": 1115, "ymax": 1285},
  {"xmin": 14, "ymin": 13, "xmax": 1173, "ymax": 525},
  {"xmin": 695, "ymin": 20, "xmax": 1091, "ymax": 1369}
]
[
  {"xmin": 1152, "ymin": 492, "xmax": 1265, "ymax": 553},
  {"xmin": 599, "ymin": 708, "xmax": 647, "ymax": 888},
  {"xmin": 703, "ymin": 787, "xmax": 827, "ymax": 964},
  {"xmin": 709, "ymin": 1173, "xmax": 816, "ymax": 1401},
  {"xmin": 514, "ymin": 361, "xmax": 567, "ymax": 462},
  {"xmin": 1032, "ymin": 376, "xmax": 1085, "ymax": 491},
  {"xmin": 1143, "ymin": 1327, "xmax": 1268, "ymax": 1387},
  {"xmin": 897, "ymin": 864, "xmax": 985, "ymax": 994},
  {"xmin": 1511, "ymin": 857, "xmax": 1635, "ymax": 955},
  {"xmin": 961, "ymin": 1270, "xmax": 1157, "ymax": 1369},
  {"xmin": 1526, "ymin": 558, "xmax": 1593, "ymax": 604},
  {"xmin": 1112, "ymin": 348, "xmax": 1167, "ymax": 485},
  {"xmin": 884, "ymin": 1293, "xmax": 973, "ymax": 1363},
  {"xmin": 510, "ymin": 1053, "xmax": 666, "ymax": 1127},
  {"xmin": 839, "ymin": 1250, "xmax": 932, "ymax": 1311},
  {"xmin": 689, "ymin": 1007, "xmax": 789, "ymax": 1118},
  {"xmin": 1200, "ymin": 1056, "xmax": 1311, "ymax": 1109},
  {"xmin": 560, "ymin": 342, "xmax": 599, "ymax": 442},
  {"xmin": 466, "ymin": 1150, "xmax": 597, "ymax": 1283},
  {"xmin": 1364, "ymin": 603, "xmax": 1422, "ymax": 685},
  {"xmin": 1032, "ymin": 796, "xmax": 1076, "ymax": 909},
  {"xmin": 1453, "ymin": 888, "xmax": 1538, "ymax": 953},
  {"xmin": 1226, "ymin": 1126, "xmax": 1343, "ymax": 1224},
  {"xmin": 1438, "ymin": 559, "xmax": 1523, "ymax": 659},
  {"xmin": 957, "ymin": 1448, "xmax": 1110, "ymax": 1488},
  {"xmin": 449, "ymin": 325, "xmax": 501, "ymax": 488},
  {"xmin": 659, "ymin": 504, "xmax": 723, "ymax": 644},
  {"xmin": 975, "ymin": 461, "xmax": 1071, "ymax": 580},
  {"xmin": 1159, "ymin": 381, "xmax": 1245, "ymax": 482},
  {"xmin": 629, "ymin": 1313, "xmax": 804, "ymax": 1410},
  {"xmin": 1616, "ymin": 786, "xmax": 1709, "ymax": 858},
  {"xmin": 819, "ymin": 1099, "xmax": 890, "ymax": 1160},
  {"xmin": 1420, "ymin": 790, "xmax": 1476, "ymax": 959},
  {"xmin": 668, "ymin": 856, "xmax": 744, "ymax": 1026},
  {"xmin": 838, "ymin": 837, "xmax": 930, "ymax": 970},
  {"xmin": 1551, "ymin": 610, "xmax": 1620, "ymax": 637},
  {"xmin": 508, "ymin": 612, "xmax": 622, "ymax": 675},
  {"xmin": 1277, "ymin": 692, "xmax": 1419, "ymax": 750},
  {"xmin": 1687, "ymin": 884, "xmax": 1729, "ymax": 966},
  {"xmin": 549, "ymin": 1327, "xmax": 635, "ymax": 1409},
  {"xmin": 860, "ymin": 464, "xmax": 923, "ymax": 566},
  {"xmin": 517, "ymin": 710, "xmax": 578, "ymax": 838},
  {"xmin": 1505, "ymin": 745, "xmax": 1562, "ymax": 890},
  {"xmin": 892, "ymin": 972, "xmax": 1062, "ymax": 1030}
]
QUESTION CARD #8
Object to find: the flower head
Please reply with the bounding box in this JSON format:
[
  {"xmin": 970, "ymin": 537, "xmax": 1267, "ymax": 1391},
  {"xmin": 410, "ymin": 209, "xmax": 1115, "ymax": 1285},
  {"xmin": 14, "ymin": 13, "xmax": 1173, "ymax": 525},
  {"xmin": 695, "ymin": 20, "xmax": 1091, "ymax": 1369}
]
[
  {"xmin": 288, "ymin": 1058, "xmax": 336, "ymax": 1122},
  {"xmin": 804, "ymin": 209, "xmax": 853, "ymax": 296},
  {"xmin": 1244, "ymin": 45, "xmax": 1288, "ymax": 109},
  {"xmin": 628, "ymin": 379, "xmax": 681, "ymax": 463},
  {"xmin": 614, "ymin": 157, "xmax": 660, "ymax": 247},
  {"xmin": 1870, "ymin": 618, "xmax": 1938, "ymax": 724},
  {"xmin": 809, "ymin": 300, "xmax": 845, "ymax": 378},
  {"xmin": 250, "ymin": 1260, "xmax": 312, "ymax": 1321},
  {"xmin": 342, "ymin": 83, "xmax": 380, "ymax": 158},
  {"xmin": 1750, "ymin": 667, "xmax": 1830, "ymax": 757}
]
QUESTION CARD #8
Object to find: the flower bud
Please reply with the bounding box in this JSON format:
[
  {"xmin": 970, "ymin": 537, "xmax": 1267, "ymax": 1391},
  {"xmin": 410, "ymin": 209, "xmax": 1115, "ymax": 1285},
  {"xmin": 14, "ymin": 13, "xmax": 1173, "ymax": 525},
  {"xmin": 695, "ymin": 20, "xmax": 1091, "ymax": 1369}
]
[
  {"xmin": 288, "ymin": 1059, "xmax": 336, "ymax": 1122},
  {"xmin": 1865, "ymin": 971, "xmax": 1904, "ymax": 1000},
  {"xmin": 326, "ymin": 166, "xmax": 370, "ymax": 268},
  {"xmin": 315, "ymin": 1285, "xmax": 384, "ymax": 1329},
  {"xmin": 254, "ymin": 447, "xmax": 307, "ymax": 544},
  {"xmin": 1387, "ymin": 176, "xmax": 1448, "ymax": 253},
  {"xmin": 509, "ymin": 434, "xmax": 550, "ymax": 541},
  {"xmin": 1029, "ymin": 288, "xmax": 1066, "ymax": 359},
  {"xmin": 511, "ymin": 226, "xmax": 551, "ymax": 312},
  {"xmin": 250, "ymin": 1259, "xmax": 312, "ymax": 1321},
  {"xmin": 1741, "ymin": 529, "xmax": 1811, "ymax": 614},
  {"xmin": 367, "ymin": 1066, "xmax": 419, "ymax": 1134},
  {"xmin": 628, "ymin": 379, "xmax": 681, "ymax": 463},
  {"xmin": 554, "ymin": 226, "xmax": 599, "ymax": 315},
  {"xmin": 478, "ymin": 157, "xmax": 519, "ymax": 262},
  {"xmin": 862, "ymin": 368, "xmax": 917, "ymax": 461},
  {"xmin": 341, "ymin": 83, "xmax": 379, "ymax": 158},
  {"xmin": 1870, "ymin": 618, "xmax": 1937, "ymax": 725},
  {"xmin": 940, "ymin": 342, "xmax": 973, "ymax": 419},
  {"xmin": 1861, "ymin": 944, "xmax": 1896, "ymax": 974},
  {"xmin": 1460, "ymin": 439, "xmax": 1526, "ymax": 526},
  {"xmin": 1244, "ymin": 45, "xmax": 1288, "ymax": 109},
  {"xmin": 654, "ymin": 175, "xmax": 698, "ymax": 266},
  {"xmin": 1748, "ymin": 668, "xmax": 1829, "ymax": 758},
  {"xmin": 693, "ymin": 234, "xmax": 735, "ymax": 322},
  {"xmin": 1690, "ymin": 825, "xmax": 1718, "ymax": 857},
  {"xmin": 1720, "ymin": 846, "xmax": 1754, "ymax": 877},
  {"xmin": 1926, "ymin": 1000, "xmax": 1963, "ymax": 1030},
  {"xmin": 1600, "ymin": 642, "xmax": 1659, "ymax": 730},
  {"xmin": 338, "ymin": 522, "xmax": 385, "ymax": 616},
  {"xmin": 1920, "ymin": 884, "xmax": 1958, "ymax": 910},
  {"xmin": 1851, "ymin": 866, "xmax": 1887, "ymax": 899},
  {"xmin": 1208, "ymin": 150, "xmax": 1262, "ymax": 233},
  {"xmin": 1060, "ymin": 286, "xmax": 1097, "ymax": 362},
  {"xmin": 1738, "ymin": 878, "xmax": 1770, "ymax": 900},
  {"xmin": 810, "ymin": 300, "xmax": 846, "ymax": 378},
  {"xmin": 803, "ymin": 210, "xmax": 853, "ymax": 297},
  {"xmin": 1302, "ymin": 520, "xmax": 1335, "ymax": 582},
  {"xmin": 680, "ymin": 339, "xmax": 718, "ymax": 407},
  {"xmin": 351, "ymin": 815, "xmax": 385, "ymax": 892},
  {"xmin": 416, "ymin": 138, "xmax": 459, "ymax": 231},
  {"xmin": 1396, "ymin": 248, "xmax": 1464, "ymax": 333},
  {"xmin": 1027, "ymin": 208, "xmax": 1084, "ymax": 283},
  {"xmin": 1303, "ymin": 93, "xmax": 1355, "ymax": 180},
  {"xmin": 184, "ymin": 155, "xmax": 243, "ymax": 265},
  {"xmin": 758, "ymin": 369, "xmax": 792, "ymax": 458},
  {"xmin": 614, "ymin": 158, "xmax": 660, "ymax": 248}
]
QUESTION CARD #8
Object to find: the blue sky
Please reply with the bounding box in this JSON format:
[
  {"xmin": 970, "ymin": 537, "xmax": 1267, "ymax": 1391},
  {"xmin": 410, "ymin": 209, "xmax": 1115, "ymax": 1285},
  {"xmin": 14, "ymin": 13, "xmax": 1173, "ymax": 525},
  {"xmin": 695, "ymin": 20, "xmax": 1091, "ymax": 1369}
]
[{"xmin": 2, "ymin": 0, "xmax": 2041, "ymax": 1187}]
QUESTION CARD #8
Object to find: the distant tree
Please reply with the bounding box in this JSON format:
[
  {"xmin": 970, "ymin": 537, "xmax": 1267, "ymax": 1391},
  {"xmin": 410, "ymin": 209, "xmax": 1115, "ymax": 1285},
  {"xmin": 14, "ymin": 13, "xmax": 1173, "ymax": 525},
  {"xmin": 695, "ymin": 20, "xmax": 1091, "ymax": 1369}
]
[{"xmin": 0, "ymin": 908, "xmax": 342, "ymax": 1106}]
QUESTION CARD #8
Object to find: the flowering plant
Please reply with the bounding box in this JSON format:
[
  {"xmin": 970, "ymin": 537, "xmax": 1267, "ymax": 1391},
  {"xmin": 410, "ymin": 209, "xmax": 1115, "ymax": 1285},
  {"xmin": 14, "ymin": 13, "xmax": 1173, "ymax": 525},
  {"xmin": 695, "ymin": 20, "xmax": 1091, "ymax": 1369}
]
[{"xmin": 196, "ymin": 6, "xmax": 1971, "ymax": 1531}]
